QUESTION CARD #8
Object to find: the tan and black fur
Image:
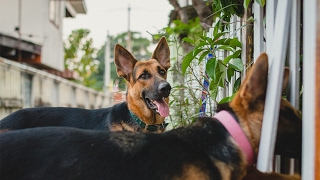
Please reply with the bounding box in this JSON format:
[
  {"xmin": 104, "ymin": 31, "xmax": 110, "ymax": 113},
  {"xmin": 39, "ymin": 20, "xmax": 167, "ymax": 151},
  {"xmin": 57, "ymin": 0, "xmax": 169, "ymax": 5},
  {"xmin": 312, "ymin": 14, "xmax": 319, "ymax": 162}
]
[
  {"xmin": 0, "ymin": 53, "xmax": 301, "ymax": 179},
  {"xmin": 0, "ymin": 37, "xmax": 171, "ymax": 133}
]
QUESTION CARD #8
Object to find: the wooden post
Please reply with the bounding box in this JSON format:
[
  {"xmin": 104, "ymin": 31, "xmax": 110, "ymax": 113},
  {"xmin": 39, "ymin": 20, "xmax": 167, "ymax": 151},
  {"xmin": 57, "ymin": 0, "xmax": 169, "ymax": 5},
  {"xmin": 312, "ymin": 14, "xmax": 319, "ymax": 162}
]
[{"xmin": 241, "ymin": 1, "xmax": 253, "ymax": 80}]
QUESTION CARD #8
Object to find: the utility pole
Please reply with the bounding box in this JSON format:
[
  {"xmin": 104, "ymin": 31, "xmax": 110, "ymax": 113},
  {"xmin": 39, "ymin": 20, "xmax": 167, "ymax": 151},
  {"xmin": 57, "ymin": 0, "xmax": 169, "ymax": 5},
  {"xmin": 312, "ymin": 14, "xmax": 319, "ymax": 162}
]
[
  {"xmin": 104, "ymin": 31, "xmax": 111, "ymax": 93},
  {"xmin": 17, "ymin": 0, "xmax": 22, "ymax": 62},
  {"xmin": 126, "ymin": 4, "xmax": 132, "ymax": 52}
]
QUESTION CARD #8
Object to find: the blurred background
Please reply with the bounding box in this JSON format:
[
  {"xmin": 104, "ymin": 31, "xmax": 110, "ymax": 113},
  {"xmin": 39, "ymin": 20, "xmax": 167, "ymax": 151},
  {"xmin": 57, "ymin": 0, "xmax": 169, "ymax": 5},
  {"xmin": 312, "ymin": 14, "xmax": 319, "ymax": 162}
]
[{"xmin": 0, "ymin": 0, "xmax": 175, "ymax": 119}]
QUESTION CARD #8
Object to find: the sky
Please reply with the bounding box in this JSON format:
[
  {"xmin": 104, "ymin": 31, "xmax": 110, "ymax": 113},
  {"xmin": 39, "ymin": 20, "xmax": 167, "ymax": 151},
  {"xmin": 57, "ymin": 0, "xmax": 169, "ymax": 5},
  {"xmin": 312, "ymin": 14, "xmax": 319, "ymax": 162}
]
[{"xmin": 63, "ymin": 0, "xmax": 174, "ymax": 49}]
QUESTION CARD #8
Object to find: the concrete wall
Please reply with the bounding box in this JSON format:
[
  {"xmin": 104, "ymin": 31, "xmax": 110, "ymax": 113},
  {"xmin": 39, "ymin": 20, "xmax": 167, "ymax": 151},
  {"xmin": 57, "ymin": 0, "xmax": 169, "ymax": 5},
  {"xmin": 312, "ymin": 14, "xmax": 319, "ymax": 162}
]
[{"xmin": 0, "ymin": 57, "xmax": 112, "ymax": 119}]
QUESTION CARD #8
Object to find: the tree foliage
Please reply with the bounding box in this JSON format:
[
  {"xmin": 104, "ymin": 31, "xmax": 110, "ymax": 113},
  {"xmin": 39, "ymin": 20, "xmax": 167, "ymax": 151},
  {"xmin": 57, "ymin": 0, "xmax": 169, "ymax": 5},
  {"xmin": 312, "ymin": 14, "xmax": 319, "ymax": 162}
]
[
  {"xmin": 64, "ymin": 29, "xmax": 98, "ymax": 87},
  {"xmin": 89, "ymin": 32, "xmax": 152, "ymax": 91}
]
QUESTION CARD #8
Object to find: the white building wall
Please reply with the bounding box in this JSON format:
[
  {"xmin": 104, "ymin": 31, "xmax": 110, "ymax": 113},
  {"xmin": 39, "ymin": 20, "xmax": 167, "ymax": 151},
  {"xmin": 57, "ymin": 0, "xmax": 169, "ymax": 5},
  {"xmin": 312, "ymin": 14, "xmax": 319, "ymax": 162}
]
[
  {"xmin": 0, "ymin": 0, "xmax": 65, "ymax": 71},
  {"xmin": 42, "ymin": 0, "xmax": 65, "ymax": 71},
  {"xmin": 0, "ymin": 0, "xmax": 20, "ymax": 38}
]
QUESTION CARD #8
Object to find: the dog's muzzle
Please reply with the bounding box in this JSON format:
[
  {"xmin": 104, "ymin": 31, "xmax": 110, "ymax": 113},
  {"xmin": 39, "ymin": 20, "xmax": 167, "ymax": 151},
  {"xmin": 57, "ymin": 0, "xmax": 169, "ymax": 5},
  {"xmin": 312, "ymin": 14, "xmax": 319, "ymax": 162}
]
[{"xmin": 142, "ymin": 81, "xmax": 171, "ymax": 117}]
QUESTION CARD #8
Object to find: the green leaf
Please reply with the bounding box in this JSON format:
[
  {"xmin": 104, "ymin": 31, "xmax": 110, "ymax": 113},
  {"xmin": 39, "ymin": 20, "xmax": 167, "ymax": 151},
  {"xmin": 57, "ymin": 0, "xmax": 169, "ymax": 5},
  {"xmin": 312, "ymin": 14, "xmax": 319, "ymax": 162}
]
[
  {"xmin": 205, "ymin": 36, "xmax": 214, "ymax": 45},
  {"xmin": 185, "ymin": 98, "xmax": 189, "ymax": 105},
  {"xmin": 213, "ymin": 21, "xmax": 220, "ymax": 35},
  {"xmin": 213, "ymin": 32, "xmax": 226, "ymax": 42},
  {"xmin": 209, "ymin": 80, "xmax": 219, "ymax": 100},
  {"xmin": 233, "ymin": 77, "xmax": 241, "ymax": 93},
  {"xmin": 218, "ymin": 68, "xmax": 226, "ymax": 87},
  {"xmin": 169, "ymin": 100, "xmax": 175, "ymax": 106},
  {"xmin": 182, "ymin": 37, "xmax": 194, "ymax": 44},
  {"xmin": 222, "ymin": 54, "xmax": 235, "ymax": 64},
  {"xmin": 229, "ymin": 38, "xmax": 242, "ymax": 49},
  {"xmin": 195, "ymin": 41, "xmax": 208, "ymax": 49},
  {"xmin": 182, "ymin": 51, "xmax": 195, "ymax": 74},
  {"xmin": 217, "ymin": 60, "xmax": 226, "ymax": 72},
  {"xmin": 217, "ymin": 45, "xmax": 234, "ymax": 52},
  {"xmin": 219, "ymin": 93, "xmax": 236, "ymax": 104},
  {"xmin": 247, "ymin": 16, "xmax": 254, "ymax": 23},
  {"xmin": 198, "ymin": 50, "xmax": 210, "ymax": 64},
  {"xmin": 228, "ymin": 58, "xmax": 244, "ymax": 72},
  {"xmin": 219, "ymin": 96, "xmax": 231, "ymax": 104},
  {"xmin": 206, "ymin": 57, "xmax": 217, "ymax": 80},
  {"xmin": 256, "ymin": 0, "xmax": 266, "ymax": 7},
  {"xmin": 193, "ymin": 48, "xmax": 204, "ymax": 57},
  {"xmin": 227, "ymin": 67, "xmax": 235, "ymax": 81},
  {"xmin": 233, "ymin": 50, "xmax": 242, "ymax": 58},
  {"xmin": 243, "ymin": 0, "xmax": 250, "ymax": 9},
  {"xmin": 213, "ymin": 38, "xmax": 231, "ymax": 46}
]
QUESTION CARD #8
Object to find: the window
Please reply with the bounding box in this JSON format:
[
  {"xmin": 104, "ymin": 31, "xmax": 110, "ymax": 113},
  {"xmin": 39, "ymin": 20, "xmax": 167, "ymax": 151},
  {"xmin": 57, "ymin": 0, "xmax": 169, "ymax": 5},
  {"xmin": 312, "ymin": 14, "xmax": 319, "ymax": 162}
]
[{"xmin": 49, "ymin": 0, "xmax": 60, "ymax": 27}]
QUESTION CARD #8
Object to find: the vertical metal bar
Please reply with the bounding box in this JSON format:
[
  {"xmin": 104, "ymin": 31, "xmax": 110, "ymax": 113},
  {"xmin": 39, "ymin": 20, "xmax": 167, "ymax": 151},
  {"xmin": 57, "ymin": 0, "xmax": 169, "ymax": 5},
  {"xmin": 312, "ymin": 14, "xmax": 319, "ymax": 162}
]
[
  {"xmin": 266, "ymin": 0, "xmax": 277, "ymax": 55},
  {"xmin": 287, "ymin": 0, "xmax": 301, "ymax": 175},
  {"xmin": 302, "ymin": 0, "xmax": 317, "ymax": 179},
  {"xmin": 126, "ymin": 4, "xmax": 132, "ymax": 52},
  {"xmin": 253, "ymin": 2, "xmax": 264, "ymax": 61},
  {"xmin": 256, "ymin": 0, "xmax": 292, "ymax": 173},
  {"xmin": 288, "ymin": 0, "xmax": 301, "ymax": 109}
]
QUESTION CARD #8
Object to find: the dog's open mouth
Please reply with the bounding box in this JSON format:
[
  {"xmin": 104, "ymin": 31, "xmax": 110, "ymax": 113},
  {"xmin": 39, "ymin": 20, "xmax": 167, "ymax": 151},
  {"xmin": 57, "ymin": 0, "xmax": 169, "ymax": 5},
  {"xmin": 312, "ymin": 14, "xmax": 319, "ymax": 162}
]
[{"xmin": 145, "ymin": 97, "xmax": 169, "ymax": 117}]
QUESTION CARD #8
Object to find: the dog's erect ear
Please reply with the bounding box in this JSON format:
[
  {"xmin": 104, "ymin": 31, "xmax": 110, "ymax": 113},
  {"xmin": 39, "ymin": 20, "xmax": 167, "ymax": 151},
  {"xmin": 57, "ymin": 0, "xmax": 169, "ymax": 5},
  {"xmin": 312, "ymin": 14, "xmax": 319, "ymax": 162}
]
[
  {"xmin": 114, "ymin": 44, "xmax": 137, "ymax": 80},
  {"xmin": 239, "ymin": 53, "xmax": 269, "ymax": 100},
  {"xmin": 282, "ymin": 67, "xmax": 290, "ymax": 93},
  {"xmin": 151, "ymin": 37, "xmax": 170, "ymax": 70}
]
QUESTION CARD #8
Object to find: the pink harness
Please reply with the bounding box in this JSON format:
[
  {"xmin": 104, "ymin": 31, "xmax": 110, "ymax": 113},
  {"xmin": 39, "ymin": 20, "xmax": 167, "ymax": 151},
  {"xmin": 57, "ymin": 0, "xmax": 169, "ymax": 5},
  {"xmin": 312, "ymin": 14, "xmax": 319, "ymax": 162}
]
[{"xmin": 214, "ymin": 110, "xmax": 255, "ymax": 165}]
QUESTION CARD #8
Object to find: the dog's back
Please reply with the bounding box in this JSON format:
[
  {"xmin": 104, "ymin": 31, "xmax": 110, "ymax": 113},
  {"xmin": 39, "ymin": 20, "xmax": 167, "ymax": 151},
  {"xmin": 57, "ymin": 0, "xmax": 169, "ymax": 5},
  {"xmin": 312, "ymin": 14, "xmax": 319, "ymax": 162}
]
[
  {"xmin": 0, "ymin": 113, "xmax": 300, "ymax": 180},
  {"xmin": 0, "ymin": 120, "xmax": 232, "ymax": 180},
  {"xmin": 0, "ymin": 102, "xmax": 129, "ymax": 131}
]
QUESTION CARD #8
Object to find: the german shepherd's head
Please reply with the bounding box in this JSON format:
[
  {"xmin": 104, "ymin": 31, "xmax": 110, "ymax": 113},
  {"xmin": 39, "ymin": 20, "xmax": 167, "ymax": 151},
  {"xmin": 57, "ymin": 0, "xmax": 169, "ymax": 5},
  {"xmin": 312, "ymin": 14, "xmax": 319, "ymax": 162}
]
[
  {"xmin": 114, "ymin": 37, "xmax": 171, "ymax": 126},
  {"xmin": 229, "ymin": 53, "xmax": 302, "ymax": 159}
]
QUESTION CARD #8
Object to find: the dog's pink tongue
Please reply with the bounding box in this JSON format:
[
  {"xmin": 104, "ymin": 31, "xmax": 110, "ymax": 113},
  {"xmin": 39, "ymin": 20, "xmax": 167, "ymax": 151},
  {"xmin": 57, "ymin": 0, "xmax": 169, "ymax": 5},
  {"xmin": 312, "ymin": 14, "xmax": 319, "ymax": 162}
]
[{"xmin": 154, "ymin": 99, "xmax": 169, "ymax": 117}]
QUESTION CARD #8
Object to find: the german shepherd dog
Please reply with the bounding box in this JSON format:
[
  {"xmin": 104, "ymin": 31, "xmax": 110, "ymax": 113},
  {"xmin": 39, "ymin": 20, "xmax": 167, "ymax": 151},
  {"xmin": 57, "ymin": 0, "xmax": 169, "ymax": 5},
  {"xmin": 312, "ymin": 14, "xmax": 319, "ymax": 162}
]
[
  {"xmin": 0, "ymin": 53, "xmax": 301, "ymax": 179},
  {"xmin": 0, "ymin": 37, "xmax": 171, "ymax": 133}
]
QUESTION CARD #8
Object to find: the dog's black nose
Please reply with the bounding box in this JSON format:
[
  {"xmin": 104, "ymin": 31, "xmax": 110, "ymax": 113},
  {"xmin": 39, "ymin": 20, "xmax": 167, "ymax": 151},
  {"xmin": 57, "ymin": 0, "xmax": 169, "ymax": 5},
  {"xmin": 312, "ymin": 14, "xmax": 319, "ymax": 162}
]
[{"xmin": 158, "ymin": 82, "xmax": 171, "ymax": 98}]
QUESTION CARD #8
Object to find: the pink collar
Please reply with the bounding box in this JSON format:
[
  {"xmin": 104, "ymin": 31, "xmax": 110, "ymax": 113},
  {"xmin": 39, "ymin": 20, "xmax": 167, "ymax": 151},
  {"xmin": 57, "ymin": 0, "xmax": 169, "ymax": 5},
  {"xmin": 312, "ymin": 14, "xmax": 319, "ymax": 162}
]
[{"xmin": 214, "ymin": 110, "xmax": 254, "ymax": 165}]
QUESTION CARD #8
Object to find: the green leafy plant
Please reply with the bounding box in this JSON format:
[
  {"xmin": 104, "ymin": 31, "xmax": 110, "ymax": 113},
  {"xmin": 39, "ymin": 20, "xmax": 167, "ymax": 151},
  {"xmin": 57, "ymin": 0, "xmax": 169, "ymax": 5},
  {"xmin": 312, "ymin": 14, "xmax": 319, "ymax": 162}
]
[
  {"xmin": 181, "ymin": 21, "xmax": 243, "ymax": 104},
  {"xmin": 64, "ymin": 29, "xmax": 98, "ymax": 87},
  {"xmin": 158, "ymin": 20, "xmax": 245, "ymax": 128},
  {"xmin": 153, "ymin": 2, "xmax": 253, "ymax": 127}
]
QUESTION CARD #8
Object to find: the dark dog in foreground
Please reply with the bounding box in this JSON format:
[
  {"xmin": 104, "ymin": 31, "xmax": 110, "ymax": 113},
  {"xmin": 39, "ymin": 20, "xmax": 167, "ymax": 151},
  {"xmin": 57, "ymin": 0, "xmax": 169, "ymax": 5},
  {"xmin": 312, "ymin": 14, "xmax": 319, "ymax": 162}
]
[
  {"xmin": 0, "ymin": 37, "xmax": 171, "ymax": 133},
  {"xmin": 0, "ymin": 53, "xmax": 301, "ymax": 179}
]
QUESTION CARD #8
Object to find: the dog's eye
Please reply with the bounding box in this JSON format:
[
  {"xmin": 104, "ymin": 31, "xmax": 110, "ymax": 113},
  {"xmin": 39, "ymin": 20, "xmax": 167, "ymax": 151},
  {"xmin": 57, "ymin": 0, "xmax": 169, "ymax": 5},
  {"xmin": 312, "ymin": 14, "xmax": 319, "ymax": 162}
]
[
  {"xmin": 139, "ymin": 73, "xmax": 150, "ymax": 79},
  {"xmin": 159, "ymin": 69, "xmax": 166, "ymax": 75}
]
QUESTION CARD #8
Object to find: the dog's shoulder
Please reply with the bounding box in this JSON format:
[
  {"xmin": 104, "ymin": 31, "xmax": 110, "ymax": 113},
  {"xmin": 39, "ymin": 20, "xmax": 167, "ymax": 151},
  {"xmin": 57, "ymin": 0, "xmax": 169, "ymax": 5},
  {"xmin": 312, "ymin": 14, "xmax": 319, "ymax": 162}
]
[{"xmin": 104, "ymin": 102, "xmax": 132, "ymax": 126}]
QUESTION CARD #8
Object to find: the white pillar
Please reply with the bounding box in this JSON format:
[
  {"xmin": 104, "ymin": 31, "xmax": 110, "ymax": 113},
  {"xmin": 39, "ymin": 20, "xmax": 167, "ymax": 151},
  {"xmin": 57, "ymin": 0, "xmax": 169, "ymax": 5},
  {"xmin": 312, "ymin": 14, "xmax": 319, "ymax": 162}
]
[
  {"xmin": 257, "ymin": 0, "xmax": 292, "ymax": 173},
  {"xmin": 302, "ymin": 0, "xmax": 317, "ymax": 179}
]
